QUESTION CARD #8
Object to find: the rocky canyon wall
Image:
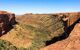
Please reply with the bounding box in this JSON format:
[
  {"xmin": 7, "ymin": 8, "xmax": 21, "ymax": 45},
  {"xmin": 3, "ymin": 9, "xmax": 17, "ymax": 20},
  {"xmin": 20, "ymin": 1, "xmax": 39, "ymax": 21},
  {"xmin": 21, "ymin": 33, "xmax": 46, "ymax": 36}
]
[{"xmin": 0, "ymin": 11, "xmax": 16, "ymax": 34}]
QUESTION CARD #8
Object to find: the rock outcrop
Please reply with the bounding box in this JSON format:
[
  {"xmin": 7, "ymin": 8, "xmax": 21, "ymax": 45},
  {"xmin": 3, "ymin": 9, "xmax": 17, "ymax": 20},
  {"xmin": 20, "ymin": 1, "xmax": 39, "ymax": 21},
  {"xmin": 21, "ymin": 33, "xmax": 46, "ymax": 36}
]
[
  {"xmin": 0, "ymin": 11, "xmax": 16, "ymax": 35},
  {"xmin": 59, "ymin": 12, "xmax": 80, "ymax": 27},
  {"xmin": 40, "ymin": 23, "xmax": 80, "ymax": 50}
]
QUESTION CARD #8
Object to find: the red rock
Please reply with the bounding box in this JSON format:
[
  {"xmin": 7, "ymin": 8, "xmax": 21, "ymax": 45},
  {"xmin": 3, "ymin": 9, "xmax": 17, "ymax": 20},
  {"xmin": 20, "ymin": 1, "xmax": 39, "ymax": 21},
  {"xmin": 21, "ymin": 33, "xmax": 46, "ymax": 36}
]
[
  {"xmin": 0, "ymin": 11, "xmax": 16, "ymax": 34},
  {"xmin": 40, "ymin": 23, "xmax": 80, "ymax": 50}
]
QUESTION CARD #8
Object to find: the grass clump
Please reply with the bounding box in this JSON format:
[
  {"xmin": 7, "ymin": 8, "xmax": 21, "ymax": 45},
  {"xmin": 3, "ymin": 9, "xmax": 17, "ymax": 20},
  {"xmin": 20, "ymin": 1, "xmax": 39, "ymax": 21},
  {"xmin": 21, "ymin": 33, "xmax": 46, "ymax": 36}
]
[{"xmin": 0, "ymin": 39, "xmax": 17, "ymax": 50}]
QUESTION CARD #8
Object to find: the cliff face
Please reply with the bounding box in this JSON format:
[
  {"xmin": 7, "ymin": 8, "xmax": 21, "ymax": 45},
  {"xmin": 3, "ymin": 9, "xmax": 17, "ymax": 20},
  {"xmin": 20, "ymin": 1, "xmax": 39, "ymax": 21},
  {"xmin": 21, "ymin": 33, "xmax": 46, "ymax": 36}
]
[
  {"xmin": 0, "ymin": 11, "xmax": 16, "ymax": 34},
  {"xmin": 59, "ymin": 12, "xmax": 80, "ymax": 27},
  {"xmin": 40, "ymin": 23, "xmax": 80, "ymax": 50}
]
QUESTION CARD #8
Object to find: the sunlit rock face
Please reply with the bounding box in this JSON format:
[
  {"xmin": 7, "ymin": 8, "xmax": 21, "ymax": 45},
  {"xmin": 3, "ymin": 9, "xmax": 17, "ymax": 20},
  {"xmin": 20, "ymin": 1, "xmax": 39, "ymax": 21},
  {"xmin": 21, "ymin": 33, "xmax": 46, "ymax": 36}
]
[{"xmin": 0, "ymin": 11, "xmax": 16, "ymax": 34}]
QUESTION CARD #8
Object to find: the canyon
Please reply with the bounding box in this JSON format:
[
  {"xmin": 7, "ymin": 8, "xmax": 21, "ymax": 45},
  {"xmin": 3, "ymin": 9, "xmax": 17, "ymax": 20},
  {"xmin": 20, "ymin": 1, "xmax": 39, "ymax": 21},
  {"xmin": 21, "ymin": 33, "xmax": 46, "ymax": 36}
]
[{"xmin": 0, "ymin": 11, "xmax": 80, "ymax": 50}]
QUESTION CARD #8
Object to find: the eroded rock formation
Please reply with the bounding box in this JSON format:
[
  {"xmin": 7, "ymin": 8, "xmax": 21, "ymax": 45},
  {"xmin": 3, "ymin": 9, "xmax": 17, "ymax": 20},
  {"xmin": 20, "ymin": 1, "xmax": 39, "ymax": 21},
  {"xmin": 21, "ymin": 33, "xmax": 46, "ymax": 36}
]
[
  {"xmin": 40, "ymin": 23, "xmax": 80, "ymax": 50},
  {"xmin": 0, "ymin": 11, "xmax": 16, "ymax": 35}
]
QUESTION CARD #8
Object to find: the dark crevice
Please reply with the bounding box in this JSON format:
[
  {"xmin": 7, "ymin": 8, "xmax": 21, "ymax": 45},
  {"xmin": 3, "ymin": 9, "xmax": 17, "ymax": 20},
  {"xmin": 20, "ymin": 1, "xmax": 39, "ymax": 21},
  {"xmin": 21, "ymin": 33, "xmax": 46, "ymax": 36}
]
[
  {"xmin": 0, "ymin": 22, "xmax": 17, "ymax": 36},
  {"xmin": 46, "ymin": 18, "xmax": 80, "ymax": 46},
  {"xmin": 0, "ymin": 14, "xmax": 17, "ymax": 36}
]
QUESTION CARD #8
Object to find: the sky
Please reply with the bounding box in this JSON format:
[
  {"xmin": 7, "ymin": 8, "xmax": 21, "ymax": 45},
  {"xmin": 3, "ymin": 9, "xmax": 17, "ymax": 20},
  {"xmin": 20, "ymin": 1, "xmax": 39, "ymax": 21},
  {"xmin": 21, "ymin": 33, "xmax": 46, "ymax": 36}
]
[{"xmin": 0, "ymin": 0, "xmax": 80, "ymax": 14}]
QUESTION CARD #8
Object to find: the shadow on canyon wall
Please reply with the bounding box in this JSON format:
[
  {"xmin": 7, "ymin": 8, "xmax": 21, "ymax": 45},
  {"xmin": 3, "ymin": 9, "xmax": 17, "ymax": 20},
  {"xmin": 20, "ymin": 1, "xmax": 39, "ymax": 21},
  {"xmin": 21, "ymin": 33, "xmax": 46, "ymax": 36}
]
[
  {"xmin": 1, "ymin": 22, "xmax": 17, "ymax": 36},
  {"xmin": 46, "ymin": 18, "xmax": 80, "ymax": 46}
]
